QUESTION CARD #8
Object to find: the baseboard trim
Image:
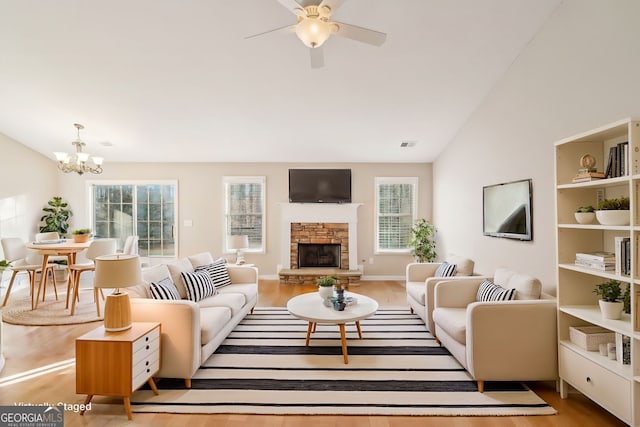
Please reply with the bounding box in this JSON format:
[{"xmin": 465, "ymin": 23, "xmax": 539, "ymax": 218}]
[{"xmin": 260, "ymin": 274, "xmax": 404, "ymax": 281}]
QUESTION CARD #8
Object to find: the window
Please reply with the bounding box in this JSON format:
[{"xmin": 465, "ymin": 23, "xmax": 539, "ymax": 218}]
[
  {"xmin": 375, "ymin": 177, "xmax": 418, "ymax": 253},
  {"xmin": 224, "ymin": 176, "xmax": 265, "ymax": 253},
  {"xmin": 89, "ymin": 181, "xmax": 177, "ymax": 258}
]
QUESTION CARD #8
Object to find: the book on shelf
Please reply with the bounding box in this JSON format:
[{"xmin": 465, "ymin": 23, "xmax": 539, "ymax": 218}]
[
  {"xmin": 574, "ymin": 259, "xmax": 615, "ymax": 270},
  {"xmin": 604, "ymin": 141, "xmax": 629, "ymax": 178},
  {"xmin": 635, "ymin": 293, "xmax": 640, "ymax": 331},
  {"xmin": 615, "ymin": 333, "xmax": 631, "ymax": 365},
  {"xmin": 614, "ymin": 237, "xmax": 631, "ymax": 276},
  {"xmin": 575, "ymin": 251, "xmax": 615, "ymax": 262}
]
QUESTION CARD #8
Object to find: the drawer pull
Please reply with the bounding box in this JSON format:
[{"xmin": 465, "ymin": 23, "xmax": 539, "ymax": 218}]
[
  {"xmin": 146, "ymin": 336, "xmax": 149, "ymax": 342},
  {"xmin": 146, "ymin": 361, "xmax": 149, "ymax": 366},
  {"xmin": 146, "ymin": 345, "xmax": 149, "ymax": 350},
  {"xmin": 146, "ymin": 368, "xmax": 150, "ymax": 373},
  {"xmin": 586, "ymin": 376, "xmax": 591, "ymax": 383}
]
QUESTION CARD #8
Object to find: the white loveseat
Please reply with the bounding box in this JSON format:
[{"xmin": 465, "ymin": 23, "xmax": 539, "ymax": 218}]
[
  {"xmin": 127, "ymin": 252, "xmax": 258, "ymax": 387},
  {"xmin": 432, "ymin": 268, "xmax": 557, "ymax": 392},
  {"xmin": 406, "ymin": 255, "xmax": 478, "ymax": 334}
]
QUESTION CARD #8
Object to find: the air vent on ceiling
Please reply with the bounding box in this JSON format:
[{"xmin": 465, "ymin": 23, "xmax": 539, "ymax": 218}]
[{"xmin": 400, "ymin": 141, "xmax": 417, "ymax": 148}]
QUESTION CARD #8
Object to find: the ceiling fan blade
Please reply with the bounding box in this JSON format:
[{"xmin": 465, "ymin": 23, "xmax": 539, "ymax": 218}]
[
  {"xmin": 310, "ymin": 46, "xmax": 325, "ymax": 69},
  {"xmin": 333, "ymin": 21, "xmax": 386, "ymax": 46},
  {"xmin": 277, "ymin": 0, "xmax": 306, "ymax": 16},
  {"xmin": 318, "ymin": 0, "xmax": 345, "ymax": 16},
  {"xmin": 245, "ymin": 24, "xmax": 296, "ymax": 40}
]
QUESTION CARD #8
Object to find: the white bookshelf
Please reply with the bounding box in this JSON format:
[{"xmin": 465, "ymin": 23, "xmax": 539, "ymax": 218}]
[{"xmin": 555, "ymin": 118, "xmax": 640, "ymax": 426}]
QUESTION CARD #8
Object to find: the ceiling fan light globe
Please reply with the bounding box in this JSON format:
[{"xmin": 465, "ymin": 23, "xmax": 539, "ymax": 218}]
[{"xmin": 296, "ymin": 18, "xmax": 332, "ymax": 48}]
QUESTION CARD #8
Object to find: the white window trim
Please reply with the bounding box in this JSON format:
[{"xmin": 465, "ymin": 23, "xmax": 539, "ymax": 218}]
[
  {"xmin": 374, "ymin": 176, "xmax": 418, "ymax": 254},
  {"xmin": 223, "ymin": 176, "xmax": 266, "ymax": 254}
]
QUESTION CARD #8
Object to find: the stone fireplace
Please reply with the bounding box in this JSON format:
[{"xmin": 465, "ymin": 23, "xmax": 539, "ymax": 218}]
[
  {"xmin": 279, "ymin": 203, "xmax": 362, "ymax": 285},
  {"xmin": 290, "ymin": 223, "xmax": 348, "ymax": 269}
]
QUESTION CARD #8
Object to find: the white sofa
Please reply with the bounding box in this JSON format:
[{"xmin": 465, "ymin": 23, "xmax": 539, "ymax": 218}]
[
  {"xmin": 406, "ymin": 255, "xmax": 478, "ymax": 334},
  {"xmin": 432, "ymin": 268, "xmax": 557, "ymax": 392},
  {"xmin": 128, "ymin": 252, "xmax": 258, "ymax": 388}
]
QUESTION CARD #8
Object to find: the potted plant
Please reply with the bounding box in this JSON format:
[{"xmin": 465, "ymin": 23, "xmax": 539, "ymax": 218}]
[
  {"xmin": 317, "ymin": 275, "xmax": 337, "ymax": 300},
  {"xmin": 408, "ymin": 218, "xmax": 437, "ymax": 262},
  {"xmin": 39, "ymin": 196, "xmax": 72, "ymax": 237},
  {"xmin": 574, "ymin": 205, "xmax": 595, "ymax": 224},
  {"xmin": 0, "ymin": 260, "xmax": 11, "ymax": 274},
  {"xmin": 593, "ymin": 279, "xmax": 625, "ymax": 319},
  {"xmin": 72, "ymin": 228, "xmax": 92, "ymax": 243},
  {"xmin": 595, "ymin": 197, "xmax": 630, "ymax": 226}
]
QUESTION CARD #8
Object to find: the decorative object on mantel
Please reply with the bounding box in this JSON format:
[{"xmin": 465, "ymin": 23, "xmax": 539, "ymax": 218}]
[
  {"xmin": 228, "ymin": 235, "xmax": 249, "ymax": 265},
  {"xmin": 72, "ymin": 228, "xmax": 92, "ymax": 243},
  {"xmin": 574, "ymin": 205, "xmax": 595, "ymax": 224},
  {"xmin": 409, "ymin": 218, "xmax": 437, "ymax": 262},
  {"xmin": 595, "ymin": 197, "xmax": 630, "ymax": 226},
  {"xmin": 593, "ymin": 279, "xmax": 625, "ymax": 320},
  {"xmin": 94, "ymin": 254, "xmax": 144, "ymax": 332},
  {"xmin": 53, "ymin": 123, "xmax": 104, "ymax": 175}
]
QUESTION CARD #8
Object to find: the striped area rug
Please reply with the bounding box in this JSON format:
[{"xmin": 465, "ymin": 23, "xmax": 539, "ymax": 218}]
[{"xmin": 130, "ymin": 307, "xmax": 556, "ymax": 416}]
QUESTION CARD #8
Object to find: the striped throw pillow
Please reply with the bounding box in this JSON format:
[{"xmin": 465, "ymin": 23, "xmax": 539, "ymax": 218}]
[
  {"xmin": 476, "ymin": 279, "xmax": 516, "ymax": 302},
  {"xmin": 195, "ymin": 258, "xmax": 232, "ymax": 289},
  {"xmin": 435, "ymin": 261, "xmax": 457, "ymax": 277},
  {"xmin": 181, "ymin": 270, "xmax": 218, "ymax": 302},
  {"xmin": 150, "ymin": 277, "xmax": 181, "ymax": 300}
]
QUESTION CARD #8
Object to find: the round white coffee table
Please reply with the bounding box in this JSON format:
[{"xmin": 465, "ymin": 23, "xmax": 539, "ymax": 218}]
[{"xmin": 286, "ymin": 291, "xmax": 378, "ymax": 364}]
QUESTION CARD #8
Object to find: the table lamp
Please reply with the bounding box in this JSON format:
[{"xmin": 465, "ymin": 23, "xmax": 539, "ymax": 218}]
[
  {"xmin": 228, "ymin": 235, "xmax": 249, "ymax": 265},
  {"xmin": 94, "ymin": 254, "xmax": 144, "ymax": 332}
]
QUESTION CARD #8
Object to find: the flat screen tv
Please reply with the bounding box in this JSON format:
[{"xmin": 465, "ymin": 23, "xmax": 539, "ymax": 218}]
[
  {"xmin": 483, "ymin": 178, "xmax": 532, "ymax": 241},
  {"xmin": 289, "ymin": 169, "xmax": 351, "ymax": 203}
]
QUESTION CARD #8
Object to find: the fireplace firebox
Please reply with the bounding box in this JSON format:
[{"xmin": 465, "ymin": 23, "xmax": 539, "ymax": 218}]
[{"xmin": 298, "ymin": 243, "xmax": 341, "ymax": 268}]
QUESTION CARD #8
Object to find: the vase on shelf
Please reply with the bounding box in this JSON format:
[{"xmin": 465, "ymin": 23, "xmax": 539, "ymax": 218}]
[{"xmin": 599, "ymin": 300, "xmax": 624, "ymax": 320}]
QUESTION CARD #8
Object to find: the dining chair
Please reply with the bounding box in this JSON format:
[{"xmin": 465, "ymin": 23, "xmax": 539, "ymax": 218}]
[
  {"xmin": 1, "ymin": 238, "xmax": 57, "ymax": 309},
  {"xmin": 67, "ymin": 239, "xmax": 118, "ymax": 316},
  {"xmin": 121, "ymin": 235, "xmax": 139, "ymax": 255}
]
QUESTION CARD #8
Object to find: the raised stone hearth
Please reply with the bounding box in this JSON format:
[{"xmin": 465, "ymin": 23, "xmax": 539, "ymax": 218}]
[{"xmin": 278, "ymin": 268, "xmax": 361, "ymax": 286}]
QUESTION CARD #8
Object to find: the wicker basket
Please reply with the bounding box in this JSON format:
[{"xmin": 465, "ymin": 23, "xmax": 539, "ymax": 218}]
[{"xmin": 569, "ymin": 326, "xmax": 614, "ymax": 351}]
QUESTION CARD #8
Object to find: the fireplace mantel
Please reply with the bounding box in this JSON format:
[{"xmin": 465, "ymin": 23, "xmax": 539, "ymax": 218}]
[{"xmin": 279, "ymin": 203, "xmax": 362, "ymax": 271}]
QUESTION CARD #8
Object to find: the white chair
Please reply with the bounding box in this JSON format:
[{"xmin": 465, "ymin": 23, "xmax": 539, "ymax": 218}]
[
  {"xmin": 1, "ymin": 238, "xmax": 57, "ymax": 309},
  {"xmin": 121, "ymin": 235, "xmax": 139, "ymax": 255},
  {"xmin": 67, "ymin": 239, "xmax": 118, "ymax": 316}
]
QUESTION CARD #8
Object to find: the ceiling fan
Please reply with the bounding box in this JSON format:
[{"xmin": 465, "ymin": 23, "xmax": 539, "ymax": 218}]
[{"xmin": 246, "ymin": 0, "xmax": 386, "ymax": 68}]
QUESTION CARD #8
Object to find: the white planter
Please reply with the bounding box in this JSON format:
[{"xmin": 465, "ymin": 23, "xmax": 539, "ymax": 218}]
[
  {"xmin": 574, "ymin": 212, "xmax": 596, "ymax": 224},
  {"xmin": 599, "ymin": 299, "xmax": 624, "ymax": 320},
  {"xmin": 318, "ymin": 286, "xmax": 334, "ymax": 300},
  {"xmin": 595, "ymin": 210, "xmax": 629, "ymax": 226}
]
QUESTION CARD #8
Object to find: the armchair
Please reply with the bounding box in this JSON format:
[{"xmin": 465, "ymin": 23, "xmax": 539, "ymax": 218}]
[
  {"xmin": 405, "ymin": 255, "xmax": 477, "ymax": 334},
  {"xmin": 432, "ymin": 269, "xmax": 557, "ymax": 392}
]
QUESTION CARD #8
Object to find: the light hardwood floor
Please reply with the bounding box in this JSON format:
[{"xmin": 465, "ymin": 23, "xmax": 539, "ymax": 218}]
[{"xmin": 0, "ymin": 280, "xmax": 626, "ymax": 426}]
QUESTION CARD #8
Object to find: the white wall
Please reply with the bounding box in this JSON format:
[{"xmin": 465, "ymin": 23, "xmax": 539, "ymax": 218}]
[
  {"xmin": 433, "ymin": 0, "xmax": 640, "ymax": 294},
  {"xmin": 0, "ymin": 133, "xmax": 58, "ymax": 257}
]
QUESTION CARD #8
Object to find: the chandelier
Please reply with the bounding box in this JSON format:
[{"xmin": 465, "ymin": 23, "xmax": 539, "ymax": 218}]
[{"xmin": 53, "ymin": 123, "xmax": 104, "ymax": 175}]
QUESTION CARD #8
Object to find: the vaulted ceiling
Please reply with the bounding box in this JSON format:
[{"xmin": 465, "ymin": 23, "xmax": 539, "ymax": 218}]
[{"xmin": 0, "ymin": 0, "xmax": 562, "ymax": 163}]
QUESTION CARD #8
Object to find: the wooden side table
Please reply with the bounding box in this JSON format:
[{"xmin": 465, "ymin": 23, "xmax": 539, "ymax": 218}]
[{"xmin": 76, "ymin": 322, "xmax": 161, "ymax": 420}]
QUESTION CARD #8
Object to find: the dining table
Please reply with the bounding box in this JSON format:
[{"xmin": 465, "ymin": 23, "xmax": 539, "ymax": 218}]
[{"xmin": 27, "ymin": 239, "xmax": 92, "ymax": 310}]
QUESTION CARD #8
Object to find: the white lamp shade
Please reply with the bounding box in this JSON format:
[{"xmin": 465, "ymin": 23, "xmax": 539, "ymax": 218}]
[
  {"xmin": 228, "ymin": 235, "xmax": 249, "ymax": 250},
  {"xmin": 94, "ymin": 254, "xmax": 144, "ymax": 289}
]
